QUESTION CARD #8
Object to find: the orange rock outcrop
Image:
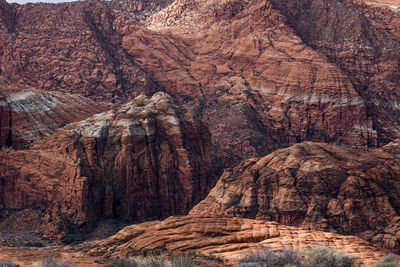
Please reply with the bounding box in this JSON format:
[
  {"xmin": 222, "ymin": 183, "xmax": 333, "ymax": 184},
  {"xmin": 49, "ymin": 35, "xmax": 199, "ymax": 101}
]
[
  {"xmin": 81, "ymin": 215, "xmax": 388, "ymax": 267},
  {"xmin": 191, "ymin": 142, "xmax": 400, "ymax": 252}
]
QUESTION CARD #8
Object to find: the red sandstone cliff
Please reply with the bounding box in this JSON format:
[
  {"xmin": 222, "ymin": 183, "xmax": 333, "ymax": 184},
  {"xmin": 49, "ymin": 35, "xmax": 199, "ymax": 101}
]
[
  {"xmin": 121, "ymin": 0, "xmax": 400, "ymax": 165},
  {"xmin": 0, "ymin": 92, "xmax": 219, "ymax": 237},
  {"xmin": 1, "ymin": 0, "xmax": 399, "ymax": 166}
]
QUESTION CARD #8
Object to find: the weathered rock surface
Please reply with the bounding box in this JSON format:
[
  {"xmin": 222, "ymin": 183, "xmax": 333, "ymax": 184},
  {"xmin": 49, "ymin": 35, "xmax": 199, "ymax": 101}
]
[
  {"xmin": 121, "ymin": 0, "xmax": 396, "ymax": 165},
  {"xmin": 268, "ymin": 0, "xmax": 400, "ymax": 146},
  {"xmin": 2, "ymin": 0, "xmax": 399, "ymax": 166},
  {"xmin": 109, "ymin": 0, "xmax": 173, "ymax": 19},
  {"xmin": 0, "ymin": 92, "xmax": 218, "ymax": 237},
  {"xmin": 0, "ymin": 76, "xmax": 109, "ymax": 149},
  {"xmin": 0, "ymin": 0, "xmax": 157, "ymax": 103},
  {"xmin": 191, "ymin": 142, "xmax": 400, "ymax": 252},
  {"xmin": 80, "ymin": 215, "xmax": 388, "ymax": 267},
  {"xmin": 0, "ymin": 0, "xmax": 399, "ymax": 166}
]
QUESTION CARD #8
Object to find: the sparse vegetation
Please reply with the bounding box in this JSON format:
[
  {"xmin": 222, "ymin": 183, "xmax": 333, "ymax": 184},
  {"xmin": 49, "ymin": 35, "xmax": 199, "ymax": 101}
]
[
  {"xmin": 171, "ymin": 255, "xmax": 197, "ymax": 267},
  {"xmin": 239, "ymin": 247, "xmax": 301, "ymax": 267},
  {"xmin": 106, "ymin": 254, "xmax": 197, "ymax": 267},
  {"xmin": 303, "ymin": 246, "xmax": 356, "ymax": 267},
  {"xmin": 375, "ymin": 254, "xmax": 400, "ymax": 267},
  {"xmin": 31, "ymin": 258, "xmax": 76, "ymax": 267},
  {"xmin": 238, "ymin": 245, "xmax": 357, "ymax": 267},
  {"xmin": 0, "ymin": 261, "xmax": 19, "ymax": 267}
]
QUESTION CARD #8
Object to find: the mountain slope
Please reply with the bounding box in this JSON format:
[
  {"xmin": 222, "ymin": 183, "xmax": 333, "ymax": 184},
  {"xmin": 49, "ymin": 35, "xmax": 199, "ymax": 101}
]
[{"xmin": 0, "ymin": 0, "xmax": 157, "ymax": 103}]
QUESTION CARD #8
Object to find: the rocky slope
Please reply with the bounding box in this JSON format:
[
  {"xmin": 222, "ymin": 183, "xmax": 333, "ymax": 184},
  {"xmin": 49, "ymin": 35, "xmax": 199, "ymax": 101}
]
[
  {"xmin": 0, "ymin": 0, "xmax": 157, "ymax": 103},
  {"xmin": 0, "ymin": 92, "xmax": 218, "ymax": 238},
  {"xmin": 0, "ymin": 76, "xmax": 109, "ymax": 148},
  {"xmin": 79, "ymin": 215, "xmax": 387, "ymax": 267},
  {"xmin": 109, "ymin": 0, "xmax": 173, "ymax": 19},
  {"xmin": 1, "ymin": 0, "xmax": 399, "ymax": 166},
  {"xmin": 268, "ymin": 0, "xmax": 400, "ymax": 146},
  {"xmin": 191, "ymin": 142, "xmax": 400, "ymax": 252},
  {"xmin": 121, "ymin": 0, "xmax": 399, "ymax": 165}
]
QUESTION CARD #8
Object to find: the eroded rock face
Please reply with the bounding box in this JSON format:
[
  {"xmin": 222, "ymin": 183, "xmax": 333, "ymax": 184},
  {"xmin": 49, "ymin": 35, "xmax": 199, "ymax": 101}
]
[
  {"xmin": 1, "ymin": 0, "xmax": 399, "ymax": 166},
  {"xmin": 80, "ymin": 215, "xmax": 387, "ymax": 267},
  {"xmin": 191, "ymin": 142, "xmax": 400, "ymax": 252},
  {"xmin": 121, "ymin": 0, "xmax": 390, "ymax": 166},
  {"xmin": 109, "ymin": 0, "xmax": 173, "ymax": 19},
  {"xmin": 0, "ymin": 0, "xmax": 157, "ymax": 103},
  {"xmin": 0, "ymin": 76, "xmax": 109, "ymax": 148},
  {"xmin": 268, "ymin": 0, "xmax": 400, "ymax": 145},
  {"xmin": 0, "ymin": 92, "xmax": 219, "ymax": 237}
]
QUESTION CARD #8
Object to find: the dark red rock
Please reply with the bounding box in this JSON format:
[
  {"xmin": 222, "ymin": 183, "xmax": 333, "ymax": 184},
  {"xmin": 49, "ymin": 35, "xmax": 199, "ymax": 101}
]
[
  {"xmin": 1, "ymin": 0, "xmax": 399, "ymax": 166},
  {"xmin": 0, "ymin": 92, "xmax": 219, "ymax": 237},
  {"xmin": 122, "ymin": 0, "xmax": 393, "ymax": 166},
  {"xmin": 0, "ymin": 0, "xmax": 157, "ymax": 103}
]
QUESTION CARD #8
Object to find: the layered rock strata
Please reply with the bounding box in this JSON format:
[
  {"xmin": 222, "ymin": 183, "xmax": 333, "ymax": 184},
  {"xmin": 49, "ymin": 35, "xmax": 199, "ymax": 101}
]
[
  {"xmin": 81, "ymin": 215, "xmax": 388, "ymax": 267},
  {"xmin": 191, "ymin": 142, "xmax": 400, "ymax": 252},
  {"xmin": 0, "ymin": 76, "xmax": 109, "ymax": 148}
]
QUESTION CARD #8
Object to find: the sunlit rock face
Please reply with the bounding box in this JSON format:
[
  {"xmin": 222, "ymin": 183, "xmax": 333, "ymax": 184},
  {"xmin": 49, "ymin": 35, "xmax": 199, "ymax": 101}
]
[
  {"xmin": 191, "ymin": 141, "xmax": 400, "ymax": 252},
  {"xmin": 80, "ymin": 215, "xmax": 387, "ymax": 267},
  {"xmin": 0, "ymin": 76, "xmax": 109, "ymax": 148}
]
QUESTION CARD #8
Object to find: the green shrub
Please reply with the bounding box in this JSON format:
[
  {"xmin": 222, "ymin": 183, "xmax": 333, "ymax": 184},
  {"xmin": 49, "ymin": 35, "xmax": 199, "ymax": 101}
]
[
  {"xmin": 106, "ymin": 254, "xmax": 169, "ymax": 267},
  {"xmin": 275, "ymin": 247, "xmax": 302, "ymax": 267},
  {"xmin": 107, "ymin": 254, "xmax": 197, "ymax": 267},
  {"xmin": 238, "ymin": 247, "xmax": 301, "ymax": 267},
  {"xmin": 171, "ymin": 255, "xmax": 196, "ymax": 267},
  {"xmin": 303, "ymin": 246, "xmax": 356, "ymax": 267},
  {"xmin": 0, "ymin": 261, "xmax": 19, "ymax": 267},
  {"xmin": 238, "ymin": 247, "xmax": 275, "ymax": 267},
  {"xmin": 375, "ymin": 254, "xmax": 399, "ymax": 267}
]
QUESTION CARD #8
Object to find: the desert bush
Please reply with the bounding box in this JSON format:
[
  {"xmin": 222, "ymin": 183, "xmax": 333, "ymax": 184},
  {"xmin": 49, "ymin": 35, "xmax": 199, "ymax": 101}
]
[
  {"xmin": 238, "ymin": 247, "xmax": 275, "ymax": 267},
  {"xmin": 107, "ymin": 254, "xmax": 197, "ymax": 267},
  {"xmin": 31, "ymin": 258, "xmax": 76, "ymax": 267},
  {"xmin": 107, "ymin": 254, "xmax": 167, "ymax": 267},
  {"xmin": 0, "ymin": 261, "xmax": 19, "ymax": 267},
  {"xmin": 275, "ymin": 247, "xmax": 302, "ymax": 267},
  {"xmin": 238, "ymin": 247, "xmax": 301, "ymax": 267},
  {"xmin": 171, "ymin": 255, "xmax": 196, "ymax": 267},
  {"xmin": 303, "ymin": 246, "xmax": 356, "ymax": 267},
  {"xmin": 375, "ymin": 254, "xmax": 400, "ymax": 267},
  {"xmin": 106, "ymin": 257, "xmax": 145, "ymax": 267}
]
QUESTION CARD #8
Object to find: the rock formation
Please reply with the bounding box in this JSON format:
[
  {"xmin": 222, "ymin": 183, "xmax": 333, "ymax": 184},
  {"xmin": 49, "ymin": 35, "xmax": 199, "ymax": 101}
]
[
  {"xmin": 122, "ymin": 0, "xmax": 398, "ymax": 165},
  {"xmin": 0, "ymin": 76, "xmax": 109, "ymax": 148},
  {"xmin": 191, "ymin": 142, "xmax": 400, "ymax": 252},
  {"xmin": 1, "ymin": 0, "xmax": 399, "ymax": 166},
  {"xmin": 80, "ymin": 215, "xmax": 388, "ymax": 267},
  {"xmin": 0, "ymin": 92, "xmax": 219, "ymax": 237}
]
